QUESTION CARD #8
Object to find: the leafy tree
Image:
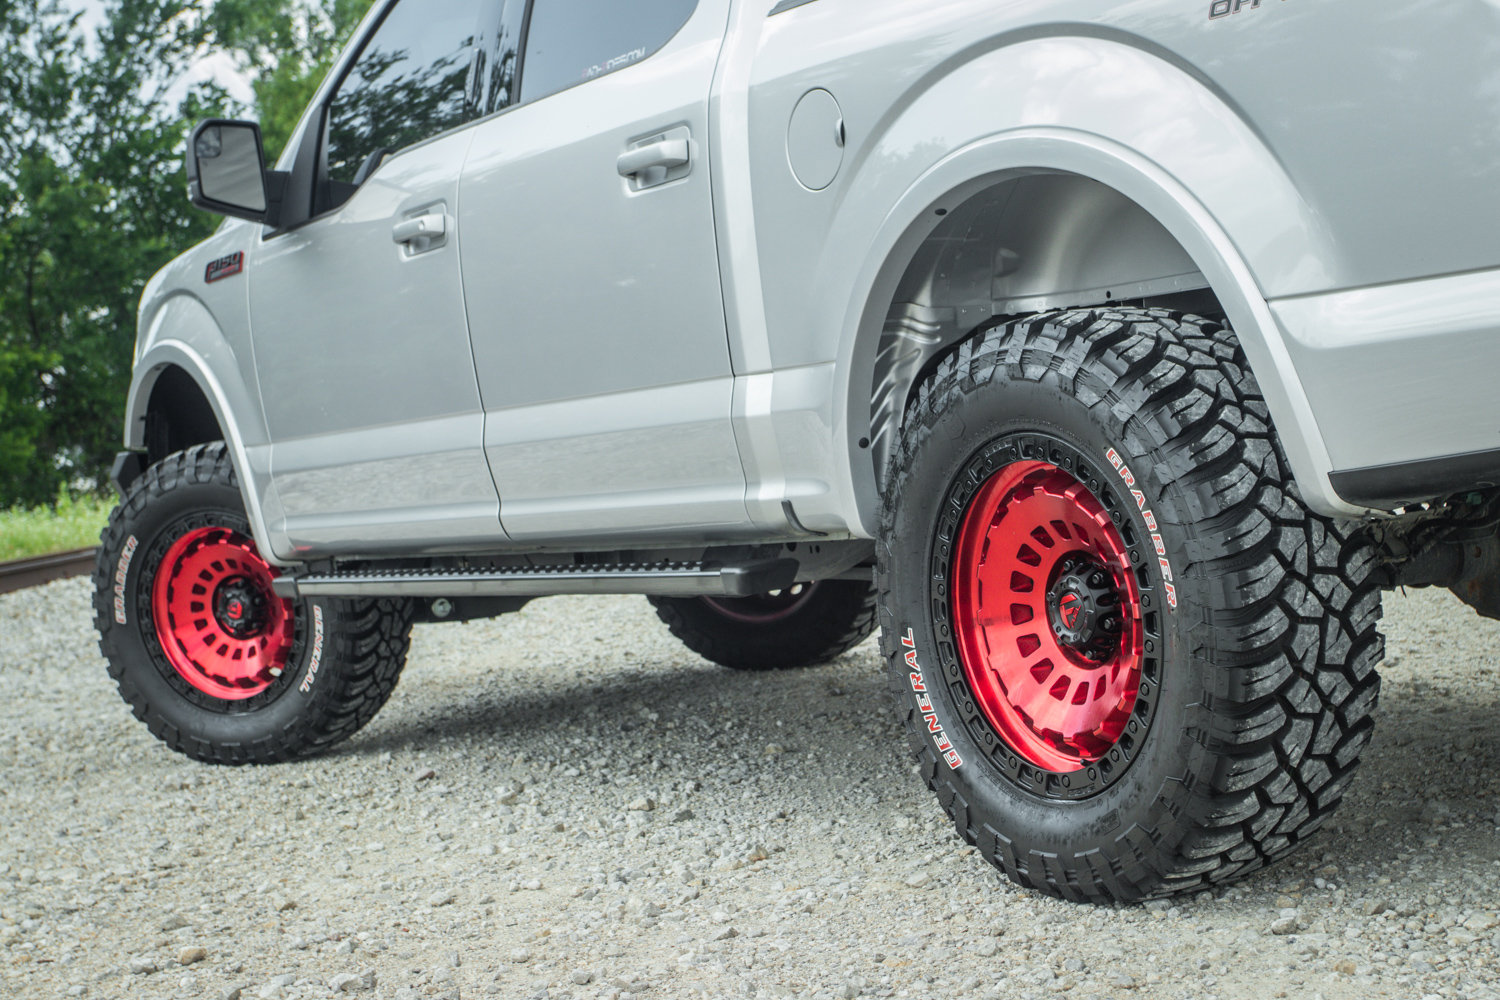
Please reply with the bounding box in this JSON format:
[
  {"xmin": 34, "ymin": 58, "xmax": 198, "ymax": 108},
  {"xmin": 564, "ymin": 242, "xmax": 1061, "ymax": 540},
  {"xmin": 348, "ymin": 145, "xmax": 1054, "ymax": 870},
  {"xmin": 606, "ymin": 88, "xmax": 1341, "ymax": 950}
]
[
  {"xmin": 0, "ymin": 0, "xmax": 235, "ymax": 507},
  {"xmin": 0, "ymin": 0, "xmax": 370, "ymax": 510},
  {"xmin": 210, "ymin": 0, "xmax": 376, "ymax": 162}
]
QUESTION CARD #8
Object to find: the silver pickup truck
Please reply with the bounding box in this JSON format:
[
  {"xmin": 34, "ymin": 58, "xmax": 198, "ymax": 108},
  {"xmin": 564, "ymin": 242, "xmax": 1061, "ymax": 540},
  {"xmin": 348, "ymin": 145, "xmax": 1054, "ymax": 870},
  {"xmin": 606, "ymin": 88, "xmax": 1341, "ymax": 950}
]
[{"xmin": 93, "ymin": 0, "xmax": 1500, "ymax": 902}]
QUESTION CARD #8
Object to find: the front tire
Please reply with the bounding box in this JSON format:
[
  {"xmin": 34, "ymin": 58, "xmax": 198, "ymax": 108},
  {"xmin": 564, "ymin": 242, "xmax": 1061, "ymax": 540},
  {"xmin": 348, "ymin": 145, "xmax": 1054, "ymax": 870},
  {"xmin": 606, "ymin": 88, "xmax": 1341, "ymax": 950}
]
[
  {"xmin": 92, "ymin": 443, "xmax": 415, "ymax": 764},
  {"xmin": 879, "ymin": 309, "xmax": 1382, "ymax": 901},
  {"xmin": 649, "ymin": 580, "xmax": 878, "ymax": 670}
]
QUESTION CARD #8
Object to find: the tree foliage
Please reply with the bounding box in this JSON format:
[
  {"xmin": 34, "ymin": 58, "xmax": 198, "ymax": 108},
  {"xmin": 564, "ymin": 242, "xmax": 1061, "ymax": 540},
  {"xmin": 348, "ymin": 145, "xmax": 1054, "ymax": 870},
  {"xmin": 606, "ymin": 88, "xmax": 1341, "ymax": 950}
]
[
  {"xmin": 0, "ymin": 0, "xmax": 370, "ymax": 509},
  {"xmin": 210, "ymin": 0, "xmax": 374, "ymax": 161}
]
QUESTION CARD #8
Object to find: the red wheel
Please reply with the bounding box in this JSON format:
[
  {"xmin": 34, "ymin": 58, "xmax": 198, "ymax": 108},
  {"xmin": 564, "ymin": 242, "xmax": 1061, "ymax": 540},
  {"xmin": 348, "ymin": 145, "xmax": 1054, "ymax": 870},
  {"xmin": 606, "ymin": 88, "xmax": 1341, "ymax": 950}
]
[
  {"xmin": 951, "ymin": 460, "xmax": 1143, "ymax": 773},
  {"xmin": 150, "ymin": 526, "xmax": 294, "ymax": 701},
  {"xmin": 701, "ymin": 582, "xmax": 820, "ymax": 624}
]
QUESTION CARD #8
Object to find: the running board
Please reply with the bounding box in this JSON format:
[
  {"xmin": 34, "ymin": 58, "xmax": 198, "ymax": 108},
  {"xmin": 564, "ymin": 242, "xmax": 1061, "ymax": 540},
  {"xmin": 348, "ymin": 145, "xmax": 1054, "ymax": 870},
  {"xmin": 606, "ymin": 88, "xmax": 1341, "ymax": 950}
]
[{"xmin": 270, "ymin": 558, "xmax": 799, "ymax": 600}]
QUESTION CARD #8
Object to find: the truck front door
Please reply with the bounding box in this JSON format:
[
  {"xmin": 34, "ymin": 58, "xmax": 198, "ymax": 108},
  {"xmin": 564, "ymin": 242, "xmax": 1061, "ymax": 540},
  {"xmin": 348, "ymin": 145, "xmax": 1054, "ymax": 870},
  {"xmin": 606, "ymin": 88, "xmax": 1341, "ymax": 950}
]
[
  {"xmin": 458, "ymin": 0, "xmax": 746, "ymax": 544},
  {"xmin": 248, "ymin": 0, "xmax": 506, "ymax": 557}
]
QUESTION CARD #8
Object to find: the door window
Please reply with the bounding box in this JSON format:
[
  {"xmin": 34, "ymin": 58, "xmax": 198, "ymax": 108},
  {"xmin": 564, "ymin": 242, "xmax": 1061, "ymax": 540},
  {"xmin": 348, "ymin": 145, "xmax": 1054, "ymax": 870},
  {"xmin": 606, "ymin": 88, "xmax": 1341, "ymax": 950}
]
[
  {"xmin": 518, "ymin": 0, "xmax": 699, "ymax": 105},
  {"xmin": 484, "ymin": 0, "xmax": 528, "ymax": 113},
  {"xmin": 324, "ymin": 0, "xmax": 486, "ymax": 186}
]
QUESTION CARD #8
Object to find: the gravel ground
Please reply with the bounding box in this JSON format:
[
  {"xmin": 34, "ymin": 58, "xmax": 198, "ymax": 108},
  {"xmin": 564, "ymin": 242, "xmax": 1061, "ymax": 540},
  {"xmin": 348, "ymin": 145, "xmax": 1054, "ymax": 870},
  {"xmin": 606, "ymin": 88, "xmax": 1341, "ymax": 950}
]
[{"xmin": 4, "ymin": 579, "xmax": 1500, "ymax": 1000}]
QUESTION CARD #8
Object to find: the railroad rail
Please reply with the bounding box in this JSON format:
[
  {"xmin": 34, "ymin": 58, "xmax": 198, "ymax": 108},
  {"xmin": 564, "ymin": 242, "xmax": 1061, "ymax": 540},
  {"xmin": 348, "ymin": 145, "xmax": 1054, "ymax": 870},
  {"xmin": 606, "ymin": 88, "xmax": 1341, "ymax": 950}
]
[{"xmin": 0, "ymin": 547, "xmax": 98, "ymax": 595}]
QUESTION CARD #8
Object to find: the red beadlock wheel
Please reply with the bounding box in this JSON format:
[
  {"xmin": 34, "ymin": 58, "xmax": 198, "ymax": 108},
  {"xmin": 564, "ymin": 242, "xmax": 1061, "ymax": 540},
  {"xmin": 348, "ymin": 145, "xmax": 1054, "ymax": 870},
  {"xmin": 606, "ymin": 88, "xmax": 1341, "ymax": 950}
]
[
  {"xmin": 951, "ymin": 460, "xmax": 1144, "ymax": 772},
  {"xmin": 150, "ymin": 525, "xmax": 294, "ymax": 700}
]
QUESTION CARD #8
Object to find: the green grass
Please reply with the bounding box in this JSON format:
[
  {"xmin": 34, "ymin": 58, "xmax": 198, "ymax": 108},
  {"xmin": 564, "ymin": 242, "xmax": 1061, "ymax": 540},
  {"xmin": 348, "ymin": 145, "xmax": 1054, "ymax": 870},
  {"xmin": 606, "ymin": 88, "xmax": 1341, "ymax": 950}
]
[{"xmin": 0, "ymin": 492, "xmax": 114, "ymax": 562}]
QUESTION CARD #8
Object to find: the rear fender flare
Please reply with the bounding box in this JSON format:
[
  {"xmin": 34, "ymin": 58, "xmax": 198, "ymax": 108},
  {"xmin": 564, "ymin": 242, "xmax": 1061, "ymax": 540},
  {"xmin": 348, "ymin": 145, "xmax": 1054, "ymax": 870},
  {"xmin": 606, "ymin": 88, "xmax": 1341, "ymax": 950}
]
[{"xmin": 833, "ymin": 127, "xmax": 1367, "ymax": 537}]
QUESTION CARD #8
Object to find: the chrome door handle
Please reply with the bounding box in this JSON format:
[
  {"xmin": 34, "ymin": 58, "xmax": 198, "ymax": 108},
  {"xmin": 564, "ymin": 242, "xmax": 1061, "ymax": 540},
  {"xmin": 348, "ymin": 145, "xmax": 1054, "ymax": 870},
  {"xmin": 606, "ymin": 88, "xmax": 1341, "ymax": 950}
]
[
  {"xmin": 616, "ymin": 138, "xmax": 690, "ymax": 177},
  {"xmin": 392, "ymin": 213, "xmax": 446, "ymax": 244}
]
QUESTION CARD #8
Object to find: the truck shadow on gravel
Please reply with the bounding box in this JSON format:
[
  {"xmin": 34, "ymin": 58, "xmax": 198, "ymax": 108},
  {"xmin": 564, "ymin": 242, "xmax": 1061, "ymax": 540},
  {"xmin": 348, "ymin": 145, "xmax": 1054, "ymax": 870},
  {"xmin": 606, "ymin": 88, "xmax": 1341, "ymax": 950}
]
[{"xmin": 348, "ymin": 590, "xmax": 1500, "ymax": 900}]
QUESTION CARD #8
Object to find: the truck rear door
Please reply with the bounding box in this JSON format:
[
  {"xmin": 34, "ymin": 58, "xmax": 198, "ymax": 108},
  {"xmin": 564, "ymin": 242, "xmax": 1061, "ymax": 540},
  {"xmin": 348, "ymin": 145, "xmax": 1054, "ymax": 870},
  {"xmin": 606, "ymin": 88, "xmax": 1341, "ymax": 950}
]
[{"xmin": 457, "ymin": 0, "xmax": 749, "ymax": 545}]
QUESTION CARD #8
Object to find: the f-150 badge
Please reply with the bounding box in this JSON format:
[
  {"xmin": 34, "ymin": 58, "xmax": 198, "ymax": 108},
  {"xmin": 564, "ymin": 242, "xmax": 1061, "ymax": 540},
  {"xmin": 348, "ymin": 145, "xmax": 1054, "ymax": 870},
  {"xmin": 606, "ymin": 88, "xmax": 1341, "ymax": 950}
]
[{"xmin": 205, "ymin": 251, "xmax": 244, "ymax": 283}]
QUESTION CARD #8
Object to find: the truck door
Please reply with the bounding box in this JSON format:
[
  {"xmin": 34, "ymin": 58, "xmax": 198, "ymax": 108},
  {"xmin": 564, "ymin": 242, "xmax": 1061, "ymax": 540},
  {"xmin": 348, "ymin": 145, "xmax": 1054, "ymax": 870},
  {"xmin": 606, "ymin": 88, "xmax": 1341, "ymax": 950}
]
[
  {"xmin": 458, "ymin": 0, "xmax": 746, "ymax": 544},
  {"xmin": 248, "ymin": 0, "xmax": 507, "ymax": 557}
]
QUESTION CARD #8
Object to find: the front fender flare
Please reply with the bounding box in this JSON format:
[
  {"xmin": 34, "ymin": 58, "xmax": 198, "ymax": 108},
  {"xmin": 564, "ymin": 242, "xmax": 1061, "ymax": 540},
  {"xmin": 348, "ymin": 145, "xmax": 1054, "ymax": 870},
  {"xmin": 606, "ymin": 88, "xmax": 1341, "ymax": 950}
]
[{"xmin": 125, "ymin": 295, "xmax": 288, "ymax": 566}]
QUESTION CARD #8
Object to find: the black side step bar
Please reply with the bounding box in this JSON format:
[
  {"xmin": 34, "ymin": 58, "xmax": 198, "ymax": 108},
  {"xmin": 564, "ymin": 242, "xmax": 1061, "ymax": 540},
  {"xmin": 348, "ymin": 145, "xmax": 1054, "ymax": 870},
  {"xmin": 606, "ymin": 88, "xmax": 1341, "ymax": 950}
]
[{"xmin": 271, "ymin": 558, "xmax": 799, "ymax": 600}]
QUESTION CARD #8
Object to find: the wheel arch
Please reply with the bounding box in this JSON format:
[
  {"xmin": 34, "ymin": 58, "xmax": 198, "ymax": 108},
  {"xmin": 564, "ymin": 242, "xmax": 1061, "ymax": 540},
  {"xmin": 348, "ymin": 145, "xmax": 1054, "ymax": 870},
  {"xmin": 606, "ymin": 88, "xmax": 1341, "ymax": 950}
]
[
  {"xmin": 821, "ymin": 37, "xmax": 1373, "ymax": 536},
  {"xmin": 125, "ymin": 294, "xmax": 289, "ymax": 565},
  {"xmin": 865, "ymin": 170, "xmax": 1216, "ymax": 501}
]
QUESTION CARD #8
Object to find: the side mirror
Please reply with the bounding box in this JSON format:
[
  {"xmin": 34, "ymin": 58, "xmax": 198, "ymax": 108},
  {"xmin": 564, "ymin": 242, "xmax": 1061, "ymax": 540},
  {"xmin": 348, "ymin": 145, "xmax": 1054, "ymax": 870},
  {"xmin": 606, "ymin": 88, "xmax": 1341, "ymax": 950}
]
[{"xmin": 186, "ymin": 119, "xmax": 287, "ymax": 225}]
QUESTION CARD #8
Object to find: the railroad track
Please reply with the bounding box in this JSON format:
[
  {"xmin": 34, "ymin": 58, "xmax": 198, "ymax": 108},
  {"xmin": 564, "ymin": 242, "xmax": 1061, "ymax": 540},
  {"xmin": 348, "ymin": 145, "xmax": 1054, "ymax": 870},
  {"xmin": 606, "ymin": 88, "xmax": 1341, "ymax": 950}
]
[{"xmin": 0, "ymin": 547, "xmax": 98, "ymax": 595}]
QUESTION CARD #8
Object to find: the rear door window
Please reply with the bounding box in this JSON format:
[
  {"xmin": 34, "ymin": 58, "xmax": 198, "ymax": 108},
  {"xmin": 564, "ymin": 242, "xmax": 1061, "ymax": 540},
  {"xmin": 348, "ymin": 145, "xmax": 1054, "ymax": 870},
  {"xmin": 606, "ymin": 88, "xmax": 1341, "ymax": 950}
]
[
  {"xmin": 324, "ymin": 0, "xmax": 486, "ymax": 185},
  {"xmin": 518, "ymin": 0, "xmax": 700, "ymax": 105}
]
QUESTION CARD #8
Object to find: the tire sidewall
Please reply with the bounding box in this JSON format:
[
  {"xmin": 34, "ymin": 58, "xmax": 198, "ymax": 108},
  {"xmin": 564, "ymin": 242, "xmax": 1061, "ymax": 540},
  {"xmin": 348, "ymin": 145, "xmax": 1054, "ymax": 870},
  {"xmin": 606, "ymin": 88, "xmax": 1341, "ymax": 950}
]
[
  {"xmin": 96, "ymin": 465, "xmax": 342, "ymax": 754},
  {"xmin": 884, "ymin": 367, "xmax": 1211, "ymax": 877}
]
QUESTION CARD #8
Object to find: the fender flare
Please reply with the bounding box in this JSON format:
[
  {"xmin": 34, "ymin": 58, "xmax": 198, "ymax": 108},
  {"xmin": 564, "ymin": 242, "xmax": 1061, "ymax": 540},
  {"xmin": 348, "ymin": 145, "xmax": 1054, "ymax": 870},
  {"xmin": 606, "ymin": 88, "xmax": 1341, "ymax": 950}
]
[
  {"xmin": 830, "ymin": 126, "xmax": 1371, "ymax": 537},
  {"xmin": 125, "ymin": 298, "xmax": 289, "ymax": 566}
]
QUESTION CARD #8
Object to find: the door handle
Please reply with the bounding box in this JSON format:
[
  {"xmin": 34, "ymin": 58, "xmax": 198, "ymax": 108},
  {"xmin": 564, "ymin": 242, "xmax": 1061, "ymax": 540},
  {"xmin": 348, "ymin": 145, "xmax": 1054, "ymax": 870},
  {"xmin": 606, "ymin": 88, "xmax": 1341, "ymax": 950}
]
[
  {"xmin": 392, "ymin": 213, "xmax": 446, "ymax": 244},
  {"xmin": 616, "ymin": 138, "xmax": 690, "ymax": 177}
]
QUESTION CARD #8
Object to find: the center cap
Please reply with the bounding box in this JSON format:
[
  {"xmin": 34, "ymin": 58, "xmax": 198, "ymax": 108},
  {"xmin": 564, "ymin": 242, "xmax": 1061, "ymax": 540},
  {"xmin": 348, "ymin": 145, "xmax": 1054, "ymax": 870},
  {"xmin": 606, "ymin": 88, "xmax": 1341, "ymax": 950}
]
[
  {"xmin": 213, "ymin": 577, "xmax": 267, "ymax": 637},
  {"xmin": 1046, "ymin": 555, "xmax": 1123, "ymax": 660}
]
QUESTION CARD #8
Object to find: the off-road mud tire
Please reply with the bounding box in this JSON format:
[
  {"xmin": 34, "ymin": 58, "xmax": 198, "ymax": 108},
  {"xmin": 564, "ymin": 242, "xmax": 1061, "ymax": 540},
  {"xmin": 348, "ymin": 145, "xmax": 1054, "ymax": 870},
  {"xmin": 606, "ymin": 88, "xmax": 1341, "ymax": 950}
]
[
  {"xmin": 878, "ymin": 308, "xmax": 1383, "ymax": 901},
  {"xmin": 92, "ymin": 443, "xmax": 415, "ymax": 764},
  {"xmin": 649, "ymin": 580, "xmax": 878, "ymax": 670}
]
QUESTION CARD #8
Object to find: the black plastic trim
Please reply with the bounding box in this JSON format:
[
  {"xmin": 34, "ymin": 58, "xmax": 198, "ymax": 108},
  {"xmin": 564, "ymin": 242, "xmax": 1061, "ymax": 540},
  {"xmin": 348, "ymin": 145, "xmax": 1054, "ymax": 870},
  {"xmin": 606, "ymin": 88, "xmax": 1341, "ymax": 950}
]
[
  {"xmin": 274, "ymin": 557, "xmax": 800, "ymax": 599},
  {"xmin": 111, "ymin": 451, "xmax": 147, "ymax": 498},
  {"xmin": 769, "ymin": 0, "xmax": 819, "ymax": 13},
  {"xmin": 1329, "ymin": 448, "xmax": 1500, "ymax": 509}
]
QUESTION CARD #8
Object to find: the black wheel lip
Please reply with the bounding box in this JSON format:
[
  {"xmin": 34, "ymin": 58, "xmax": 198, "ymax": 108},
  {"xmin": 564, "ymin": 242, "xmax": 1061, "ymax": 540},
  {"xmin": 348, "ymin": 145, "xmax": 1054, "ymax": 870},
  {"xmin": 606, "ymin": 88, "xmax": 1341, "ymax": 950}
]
[
  {"xmin": 134, "ymin": 511, "xmax": 307, "ymax": 715},
  {"xmin": 929, "ymin": 429, "xmax": 1166, "ymax": 801}
]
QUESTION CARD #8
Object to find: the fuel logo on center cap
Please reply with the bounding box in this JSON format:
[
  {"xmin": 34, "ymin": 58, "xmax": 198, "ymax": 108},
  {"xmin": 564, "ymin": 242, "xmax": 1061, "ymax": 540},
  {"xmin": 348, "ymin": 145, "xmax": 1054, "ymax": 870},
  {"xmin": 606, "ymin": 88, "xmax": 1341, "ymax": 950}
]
[{"xmin": 1059, "ymin": 592, "xmax": 1081, "ymax": 630}]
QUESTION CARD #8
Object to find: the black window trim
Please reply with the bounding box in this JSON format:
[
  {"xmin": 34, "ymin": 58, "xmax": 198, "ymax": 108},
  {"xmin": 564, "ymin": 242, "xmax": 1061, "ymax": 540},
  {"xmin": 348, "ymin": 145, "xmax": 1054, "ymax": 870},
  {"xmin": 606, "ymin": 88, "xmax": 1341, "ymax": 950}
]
[
  {"xmin": 502, "ymin": 0, "xmax": 701, "ymax": 113},
  {"xmin": 278, "ymin": 0, "xmax": 704, "ymax": 230}
]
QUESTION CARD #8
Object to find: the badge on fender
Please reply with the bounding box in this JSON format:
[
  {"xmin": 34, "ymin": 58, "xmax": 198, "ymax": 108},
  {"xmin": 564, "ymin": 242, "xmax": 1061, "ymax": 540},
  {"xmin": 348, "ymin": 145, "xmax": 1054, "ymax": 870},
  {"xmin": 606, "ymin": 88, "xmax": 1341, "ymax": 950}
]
[{"xmin": 205, "ymin": 251, "xmax": 244, "ymax": 283}]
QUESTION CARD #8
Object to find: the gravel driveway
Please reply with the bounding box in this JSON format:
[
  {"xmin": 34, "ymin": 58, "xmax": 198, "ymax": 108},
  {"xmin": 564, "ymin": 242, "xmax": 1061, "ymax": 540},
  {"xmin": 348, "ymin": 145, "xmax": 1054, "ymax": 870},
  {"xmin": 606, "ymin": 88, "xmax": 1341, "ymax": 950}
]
[{"xmin": 4, "ymin": 578, "xmax": 1500, "ymax": 1000}]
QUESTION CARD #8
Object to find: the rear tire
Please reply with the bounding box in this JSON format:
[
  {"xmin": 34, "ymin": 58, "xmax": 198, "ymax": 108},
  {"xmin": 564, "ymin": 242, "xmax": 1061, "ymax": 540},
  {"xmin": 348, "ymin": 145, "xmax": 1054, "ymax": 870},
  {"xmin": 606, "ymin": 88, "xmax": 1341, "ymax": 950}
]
[
  {"xmin": 879, "ymin": 309, "xmax": 1382, "ymax": 901},
  {"xmin": 649, "ymin": 580, "xmax": 878, "ymax": 670},
  {"xmin": 92, "ymin": 443, "xmax": 415, "ymax": 764}
]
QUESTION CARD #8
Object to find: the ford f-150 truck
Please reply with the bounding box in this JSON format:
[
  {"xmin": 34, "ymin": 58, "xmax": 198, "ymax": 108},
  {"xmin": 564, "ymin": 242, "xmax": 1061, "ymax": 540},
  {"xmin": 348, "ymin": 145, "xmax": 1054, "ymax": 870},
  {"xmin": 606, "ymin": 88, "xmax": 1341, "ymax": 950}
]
[{"xmin": 93, "ymin": 0, "xmax": 1500, "ymax": 902}]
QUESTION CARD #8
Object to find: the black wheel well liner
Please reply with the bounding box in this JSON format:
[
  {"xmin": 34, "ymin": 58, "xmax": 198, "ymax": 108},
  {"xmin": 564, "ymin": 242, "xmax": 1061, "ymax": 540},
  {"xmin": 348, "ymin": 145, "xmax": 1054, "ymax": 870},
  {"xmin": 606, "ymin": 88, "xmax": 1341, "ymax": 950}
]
[
  {"xmin": 145, "ymin": 365, "xmax": 224, "ymax": 465},
  {"xmin": 865, "ymin": 171, "xmax": 1225, "ymax": 495}
]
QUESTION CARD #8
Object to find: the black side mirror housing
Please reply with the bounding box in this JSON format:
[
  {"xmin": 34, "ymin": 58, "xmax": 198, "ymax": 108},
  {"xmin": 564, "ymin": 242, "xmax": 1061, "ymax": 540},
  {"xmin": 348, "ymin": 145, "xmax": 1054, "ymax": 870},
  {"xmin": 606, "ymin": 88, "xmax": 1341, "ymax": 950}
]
[{"xmin": 186, "ymin": 119, "xmax": 291, "ymax": 227}]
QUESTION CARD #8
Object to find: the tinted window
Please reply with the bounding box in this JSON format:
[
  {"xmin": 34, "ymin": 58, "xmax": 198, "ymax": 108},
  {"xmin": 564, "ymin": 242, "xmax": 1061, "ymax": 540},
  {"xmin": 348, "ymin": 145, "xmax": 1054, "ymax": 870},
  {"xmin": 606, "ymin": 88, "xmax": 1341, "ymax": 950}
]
[
  {"xmin": 519, "ymin": 0, "xmax": 699, "ymax": 105},
  {"xmin": 325, "ymin": 0, "xmax": 484, "ymax": 185}
]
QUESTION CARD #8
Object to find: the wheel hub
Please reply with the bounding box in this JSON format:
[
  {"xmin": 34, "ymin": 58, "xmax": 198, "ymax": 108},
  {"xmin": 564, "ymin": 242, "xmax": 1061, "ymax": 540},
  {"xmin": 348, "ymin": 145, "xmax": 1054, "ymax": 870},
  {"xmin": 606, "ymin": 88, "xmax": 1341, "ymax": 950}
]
[
  {"xmin": 1046, "ymin": 554, "xmax": 1124, "ymax": 660},
  {"xmin": 213, "ymin": 577, "xmax": 269, "ymax": 637},
  {"xmin": 950, "ymin": 460, "xmax": 1144, "ymax": 772}
]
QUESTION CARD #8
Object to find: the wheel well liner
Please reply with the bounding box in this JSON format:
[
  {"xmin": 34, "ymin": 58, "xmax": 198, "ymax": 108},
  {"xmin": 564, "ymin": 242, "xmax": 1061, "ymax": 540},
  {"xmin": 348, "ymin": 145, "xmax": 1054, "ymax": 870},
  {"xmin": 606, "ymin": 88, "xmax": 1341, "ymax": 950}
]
[
  {"xmin": 867, "ymin": 171, "xmax": 1217, "ymax": 491},
  {"xmin": 144, "ymin": 365, "xmax": 225, "ymax": 465}
]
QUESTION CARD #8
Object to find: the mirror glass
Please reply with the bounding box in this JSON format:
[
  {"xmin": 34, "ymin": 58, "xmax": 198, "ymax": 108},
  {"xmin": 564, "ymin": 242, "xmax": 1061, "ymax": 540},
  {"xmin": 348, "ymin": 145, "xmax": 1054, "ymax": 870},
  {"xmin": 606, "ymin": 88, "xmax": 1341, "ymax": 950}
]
[{"xmin": 195, "ymin": 124, "xmax": 266, "ymax": 212}]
